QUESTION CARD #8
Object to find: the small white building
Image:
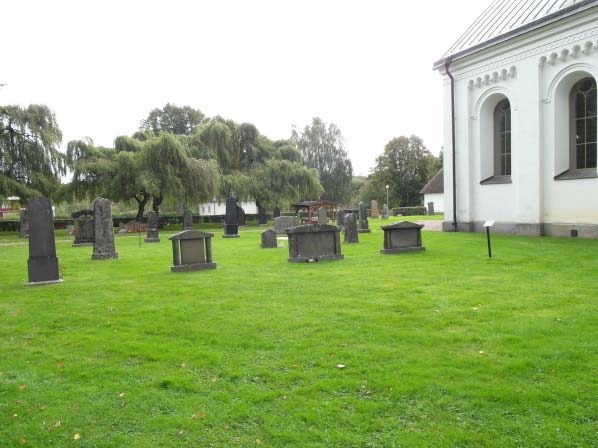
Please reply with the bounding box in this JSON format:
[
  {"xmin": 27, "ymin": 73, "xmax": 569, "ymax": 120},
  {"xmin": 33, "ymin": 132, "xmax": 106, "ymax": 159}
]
[
  {"xmin": 420, "ymin": 169, "xmax": 444, "ymax": 213},
  {"xmin": 198, "ymin": 199, "xmax": 258, "ymax": 216},
  {"xmin": 434, "ymin": 0, "xmax": 598, "ymax": 237}
]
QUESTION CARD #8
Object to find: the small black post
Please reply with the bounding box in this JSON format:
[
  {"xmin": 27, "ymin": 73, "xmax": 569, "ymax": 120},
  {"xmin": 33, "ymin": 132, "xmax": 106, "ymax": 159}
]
[{"xmin": 486, "ymin": 226, "xmax": 492, "ymax": 258}]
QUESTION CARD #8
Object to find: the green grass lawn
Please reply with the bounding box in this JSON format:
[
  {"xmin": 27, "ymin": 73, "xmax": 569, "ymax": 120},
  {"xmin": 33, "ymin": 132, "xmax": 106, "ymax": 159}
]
[{"xmin": 1, "ymin": 224, "xmax": 597, "ymax": 447}]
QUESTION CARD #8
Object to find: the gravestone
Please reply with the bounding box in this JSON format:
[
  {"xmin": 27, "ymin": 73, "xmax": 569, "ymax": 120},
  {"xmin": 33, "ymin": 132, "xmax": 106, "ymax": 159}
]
[
  {"xmin": 298, "ymin": 210, "xmax": 308, "ymax": 223},
  {"xmin": 382, "ymin": 204, "xmax": 389, "ymax": 220},
  {"xmin": 371, "ymin": 200, "xmax": 380, "ymax": 219},
  {"xmin": 238, "ymin": 206, "xmax": 246, "ymax": 226},
  {"xmin": 380, "ymin": 221, "xmax": 425, "ymax": 254},
  {"xmin": 72, "ymin": 210, "xmax": 94, "ymax": 246},
  {"xmin": 223, "ymin": 197, "xmax": 240, "ymax": 238},
  {"xmin": 357, "ymin": 202, "xmax": 371, "ymax": 233},
  {"xmin": 317, "ymin": 207, "xmax": 329, "ymax": 225},
  {"xmin": 274, "ymin": 216, "xmax": 300, "ymax": 234},
  {"xmin": 273, "ymin": 207, "xmax": 281, "ymax": 218},
  {"xmin": 169, "ymin": 230, "xmax": 216, "ymax": 272},
  {"xmin": 183, "ymin": 209, "xmax": 193, "ymax": 230},
  {"xmin": 427, "ymin": 201, "xmax": 435, "ymax": 215},
  {"xmin": 145, "ymin": 211, "xmax": 160, "ymax": 243},
  {"xmin": 19, "ymin": 209, "xmax": 30, "ymax": 238},
  {"xmin": 261, "ymin": 229, "xmax": 278, "ymax": 249},
  {"xmin": 287, "ymin": 224, "xmax": 343, "ymax": 263},
  {"xmin": 344, "ymin": 212, "xmax": 359, "ymax": 244},
  {"xmin": 27, "ymin": 197, "xmax": 61, "ymax": 285},
  {"xmin": 92, "ymin": 198, "xmax": 118, "ymax": 260},
  {"xmin": 66, "ymin": 225, "xmax": 75, "ymax": 236},
  {"xmin": 258, "ymin": 205, "xmax": 267, "ymax": 226},
  {"xmin": 336, "ymin": 208, "xmax": 359, "ymax": 228}
]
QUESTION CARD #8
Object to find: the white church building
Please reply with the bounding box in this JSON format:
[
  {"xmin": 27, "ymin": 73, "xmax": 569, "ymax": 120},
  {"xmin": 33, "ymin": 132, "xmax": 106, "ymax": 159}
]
[{"xmin": 434, "ymin": 0, "xmax": 597, "ymax": 237}]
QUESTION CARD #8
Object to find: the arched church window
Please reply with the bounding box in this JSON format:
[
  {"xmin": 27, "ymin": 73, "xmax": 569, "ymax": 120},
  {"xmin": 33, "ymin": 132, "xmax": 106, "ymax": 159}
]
[
  {"xmin": 494, "ymin": 99, "xmax": 511, "ymax": 176},
  {"xmin": 572, "ymin": 77, "xmax": 597, "ymax": 170}
]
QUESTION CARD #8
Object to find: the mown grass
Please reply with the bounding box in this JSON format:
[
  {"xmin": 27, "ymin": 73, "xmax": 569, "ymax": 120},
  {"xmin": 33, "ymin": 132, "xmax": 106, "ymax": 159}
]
[{"xmin": 1, "ymin": 224, "xmax": 597, "ymax": 447}]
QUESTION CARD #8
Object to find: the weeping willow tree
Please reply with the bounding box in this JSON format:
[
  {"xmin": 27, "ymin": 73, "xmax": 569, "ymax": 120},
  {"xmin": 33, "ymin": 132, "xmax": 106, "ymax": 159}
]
[{"xmin": 0, "ymin": 104, "xmax": 65, "ymax": 201}]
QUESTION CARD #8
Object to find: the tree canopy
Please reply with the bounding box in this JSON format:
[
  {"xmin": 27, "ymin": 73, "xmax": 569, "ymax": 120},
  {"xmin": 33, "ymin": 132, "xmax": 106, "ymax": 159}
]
[
  {"xmin": 0, "ymin": 104, "xmax": 65, "ymax": 201},
  {"xmin": 140, "ymin": 103, "xmax": 205, "ymax": 136},
  {"xmin": 292, "ymin": 117, "xmax": 352, "ymax": 203}
]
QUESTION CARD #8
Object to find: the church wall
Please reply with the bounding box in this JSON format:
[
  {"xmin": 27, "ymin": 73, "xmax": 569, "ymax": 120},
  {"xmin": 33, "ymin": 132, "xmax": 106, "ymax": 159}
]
[{"xmin": 440, "ymin": 8, "xmax": 598, "ymax": 236}]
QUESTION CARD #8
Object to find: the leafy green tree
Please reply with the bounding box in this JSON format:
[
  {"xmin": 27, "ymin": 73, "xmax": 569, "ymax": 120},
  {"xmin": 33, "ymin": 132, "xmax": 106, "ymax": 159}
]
[
  {"xmin": 292, "ymin": 117, "xmax": 353, "ymax": 203},
  {"xmin": 370, "ymin": 135, "xmax": 439, "ymax": 207},
  {"xmin": 0, "ymin": 104, "xmax": 65, "ymax": 201},
  {"xmin": 140, "ymin": 103, "xmax": 205, "ymax": 136}
]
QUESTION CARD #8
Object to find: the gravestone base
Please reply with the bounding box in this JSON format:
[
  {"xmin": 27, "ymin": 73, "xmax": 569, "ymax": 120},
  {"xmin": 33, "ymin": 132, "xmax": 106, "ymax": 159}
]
[
  {"xmin": 171, "ymin": 261, "xmax": 217, "ymax": 273},
  {"xmin": 144, "ymin": 237, "xmax": 160, "ymax": 243},
  {"xmin": 28, "ymin": 257, "xmax": 61, "ymax": 285},
  {"xmin": 222, "ymin": 234, "xmax": 240, "ymax": 239},
  {"xmin": 223, "ymin": 224, "xmax": 240, "ymax": 238},
  {"xmin": 72, "ymin": 242, "xmax": 93, "ymax": 247},
  {"xmin": 92, "ymin": 252, "xmax": 119, "ymax": 260},
  {"xmin": 358, "ymin": 229, "xmax": 371, "ymax": 234},
  {"xmin": 288, "ymin": 253, "xmax": 344, "ymax": 263},
  {"xmin": 381, "ymin": 246, "xmax": 425, "ymax": 255}
]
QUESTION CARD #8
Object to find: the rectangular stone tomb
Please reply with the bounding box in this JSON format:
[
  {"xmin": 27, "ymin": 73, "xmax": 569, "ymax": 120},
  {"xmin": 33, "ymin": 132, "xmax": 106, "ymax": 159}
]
[
  {"xmin": 380, "ymin": 221, "xmax": 425, "ymax": 254},
  {"xmin": 287, "ymin": 224, "xmax": 343, "ymax": 263},
  {"xmin": 27, "ymin": 197, "xmax": 62, "ymax": 285},
  {"xmin": 169, "ymin": 230, "xmax": 217, "ymax": 272}
]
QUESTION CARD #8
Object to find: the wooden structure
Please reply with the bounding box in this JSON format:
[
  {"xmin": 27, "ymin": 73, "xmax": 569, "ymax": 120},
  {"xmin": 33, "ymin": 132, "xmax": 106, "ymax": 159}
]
[{"xmin": 290, "ymin": 201, "xmax": 337, "ymax": 224}]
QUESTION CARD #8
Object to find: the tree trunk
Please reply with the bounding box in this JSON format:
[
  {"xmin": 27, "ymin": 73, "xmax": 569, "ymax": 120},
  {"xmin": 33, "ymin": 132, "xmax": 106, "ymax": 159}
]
[
  {"xmin": 134, "ymin": 192, "xmax": 150, "ymax": 221},
  {"xmin": 152, "ymin": 193, "xmax": 163, "ymax": 214}
]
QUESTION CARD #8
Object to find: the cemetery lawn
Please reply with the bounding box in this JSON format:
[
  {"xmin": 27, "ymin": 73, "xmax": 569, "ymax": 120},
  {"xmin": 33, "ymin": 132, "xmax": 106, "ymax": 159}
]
[{"xmin": 1, "ymin": 227, "xmax": 598, "ymax": 447}]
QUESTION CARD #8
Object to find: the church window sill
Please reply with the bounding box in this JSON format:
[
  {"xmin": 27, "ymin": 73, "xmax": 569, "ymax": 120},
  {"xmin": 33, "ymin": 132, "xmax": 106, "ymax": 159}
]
[
  {"xmin": 554, "ymin": 169, "xmax": 597, "ymax": 181},
  {"xmin": 480, "ymin": 175, "xmax": 512, "ymax": 185}
]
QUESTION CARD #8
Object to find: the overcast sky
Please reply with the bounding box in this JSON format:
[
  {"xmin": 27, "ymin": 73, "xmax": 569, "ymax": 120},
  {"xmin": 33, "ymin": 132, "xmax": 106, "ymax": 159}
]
[{"xmin": 2, "ymin": 0, "xmax": 493, "ymax": 176}]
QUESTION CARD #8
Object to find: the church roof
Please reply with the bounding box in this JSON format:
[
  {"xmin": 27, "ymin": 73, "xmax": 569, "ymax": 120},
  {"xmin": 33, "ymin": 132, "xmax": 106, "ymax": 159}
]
[
  {"xmin": 420, "ymin": 169, "xmax": 444, "ymax": 195},
  {"xmin": 433, "ymin": 0, "xmax": 598, "ymax": 69}
]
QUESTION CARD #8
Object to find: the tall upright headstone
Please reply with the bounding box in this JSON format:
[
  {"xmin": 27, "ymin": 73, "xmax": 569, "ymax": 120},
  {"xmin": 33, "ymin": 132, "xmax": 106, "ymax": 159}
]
[
  {"xmin": 19, "ymin": 209, "xmax": 30, "ymax": 238},
  {"xmin": 72, "ymin": 210, "xmax": 94, "ymax": 246},
  {"xmin": 92, "ymin": 198, "xmax": 118, "ymax": 260},
  {"xmin": 344, "ymin": 212, "xmax": 359, "ymax": 244},
  {"xmin": 238, "ymin": 206, "xmax": 246, "ymax": 226},
  {"xmin": 258, "ymin": 205, "xmax": 267, "ymax": 226},
  {"xmin": 357, "ymin": 202, "xmax": 371, "ymax": 233},
  {"xmin": 382, "ymin": 204, "xmax": 389, "ymax": 220},
  {"xmin": 183, "ymin": 209, "xmax": 193, "ymax": 230},
  {"xmin": 223, "ymin": 197, "xmax": 240, "ymax": 238},
  {"xmin": 370, "ymin": 200, "xmax": 380, "ymax": 219},
  {"xmin": 273, "ymin": 207, "xmax": 281, "ymax": 218},
  {"xmin": 317, "ymin": 207, "xmax": 329, "ymax": 225},
  {"xmin": 27, "ymin": 197, "xmax": 61, "ymax": 285},
  {"xmin": 427, "ymin": 202, "xmax": 435, "ymax": 216},
  {"xmin": 145, "ymin": 211, "xmax": 160, "ymax": 243}
]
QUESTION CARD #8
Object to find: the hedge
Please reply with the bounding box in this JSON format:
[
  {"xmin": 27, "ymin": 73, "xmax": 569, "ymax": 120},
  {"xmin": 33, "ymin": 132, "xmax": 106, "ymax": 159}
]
[{"xmin": 391, "ymin": 206, "xmax": 427, "ymax": 216}]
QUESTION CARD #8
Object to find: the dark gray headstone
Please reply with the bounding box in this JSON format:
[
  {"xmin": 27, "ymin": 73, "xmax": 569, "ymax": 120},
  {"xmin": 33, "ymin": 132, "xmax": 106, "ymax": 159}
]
[
  {"xmin": 238, "ymin": 206, "xmax": 246, "ymax": 226},
  {"xmin": 92, "ymin": 198, "xmax": 118, "ymax": 260},
  {"xmin": 357, "ymin": 202, "xmax": 371, "ymax": 233},
  {"xmin": 344, "ymin": 213, "xmax": 359, "ymax": 243},
  {"xmin": 274, "ymin": 216, "xmax": 300, "ymax": 234},
  {"xmin": 273, "ymin": 207, "xmax": 281, "ymax": 218},
  {"xmin": 337, "ymin": 208, "xmax": 359, "ymax": 228},
  {"xmin": 427, "ymin": 202, "xmax": 435, "ymax": 215},
  {"xmin": 258, "ymin": 205, "xmax": 267, "ymax": 226},
  {"xmin": 380, "ymin": 221, "xmax": 425, "ymax": 254},
  {"xmin": 317, "ymin": 208, "xmax": 329, "ymax": 225},
  {"xmin": 27, "ymin": 197, "xmax": 61, "ymax": 285},
  {"xmin": 183, "ymin": 209, "xmax": 193, "ymax": 230},
  {"xmin": 371, "ymin": 200, "xmax": 379, "ymax": 219},
  {"xmin": 145, "ymin": 211, "xmax": 160, "ymax": 243},
  {"xmin": 169, "ymin": 230, "xmax": 216, "ymax": 272},
  {"xmin": 223, "ymin": 197, "xmax": 240, "ymax": 238},
  {"xmin": 19, "ymin": 209, "xmax": 30, "ymax": 239},
  {"xmin": 287, "ymin": 224, "xmax": 343, "ymax": 263},
  {"xmin": 73, "ymin": 211, "xmax": 94, "ymax": 246},
  {"xmin": 261, "ymin": 229, "xmax": 278, "ymax": 249}
]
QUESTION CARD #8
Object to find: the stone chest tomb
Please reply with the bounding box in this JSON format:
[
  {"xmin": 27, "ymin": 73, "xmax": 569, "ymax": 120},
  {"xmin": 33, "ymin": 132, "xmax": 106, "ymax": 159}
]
[
  {"xmin": 380, "ymin": 221, "xmax": 425, "ymax": 254},
  {"xmin": 169, "ymin": 230, "xmax": 217, "ymax": 272},
  {"xmin": 286, "ymin": 224, "xmax": 343, "ymax": 263}
]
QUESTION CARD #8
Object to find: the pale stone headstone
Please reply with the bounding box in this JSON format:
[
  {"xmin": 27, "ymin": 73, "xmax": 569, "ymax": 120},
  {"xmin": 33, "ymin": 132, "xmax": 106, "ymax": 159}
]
[
  {"xmin": 92, "ymin": 198, "xmax": 118, "ymax": 260},
  {"xmin": 382, "ymin": 204, "xmax": 389, "ymax": 220},
  {"xmin": 72, "ymin": 210, "xmax": 94, "ymax": 246},
  {"xmin": 317, "ymin": 207, "xmax": 329, "ymax": 225},
  {"xmin": 19, "ymin": 209, "xmax": 30, "ymax": 238},
  {"xmin": 370, "ymin": 200, "xmax": 380, "ymax": 219},
  {"xmin": 183, "ymin": 209, "xmax": 193, "ymax": 230},
  {"xmin": 344, "ymin": 213, "xmax": 359, "ymax": 244},
  {"xmin": 261, "ymin": 229, "xmax": 278, "ymax": 249},
  {"xmin": 27, "ymin": 197, "xmax": 61, "ymax": 284},
  {"xmin": 169, "ymin": 230, "xmax": 216, "ymax": 272},
  {"xmin": 145, "ymin": 211, "xmax": 160, "ymax": 243}
]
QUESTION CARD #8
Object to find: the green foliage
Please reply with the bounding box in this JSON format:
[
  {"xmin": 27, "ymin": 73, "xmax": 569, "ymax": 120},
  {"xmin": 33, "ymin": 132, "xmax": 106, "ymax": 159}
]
[
  {"xmin": 369, "ymin": 135, "xmax": 440, "ymax": 208},
  {"xmin": 0, "ymin": 104, "xmax": 65, "ymax": 201},
  {"xmin": 392, "ymin": 206, "xmax": 427, "ymax": 216},
  {"xmin": 292, "ymin": 117, "xmax": 353, "ymax": 203},
  {"xmin": 140, "ymin": 103, "xmax": 205, "ymax": 136}
]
